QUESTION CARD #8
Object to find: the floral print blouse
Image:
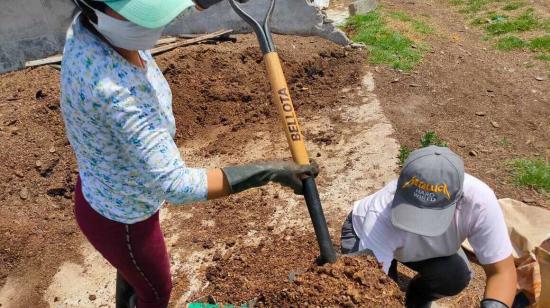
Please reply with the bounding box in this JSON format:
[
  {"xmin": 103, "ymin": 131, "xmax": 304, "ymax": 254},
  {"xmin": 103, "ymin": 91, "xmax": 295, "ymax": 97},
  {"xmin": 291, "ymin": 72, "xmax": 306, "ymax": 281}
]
[{"xmin": 60, "ymin": 16, "xmax": 208, "ymax": 224}]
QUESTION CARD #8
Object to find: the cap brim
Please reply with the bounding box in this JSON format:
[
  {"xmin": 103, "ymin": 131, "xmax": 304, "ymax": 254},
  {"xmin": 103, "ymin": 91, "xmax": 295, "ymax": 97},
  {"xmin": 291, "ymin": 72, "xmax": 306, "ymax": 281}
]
[
  {"xmin": 391, "ymin": 193, "xmax": 456, "ymax": 237},
  {"xmin": 104, "ymin": 0, "xmax": 195, "ymax": 28}
]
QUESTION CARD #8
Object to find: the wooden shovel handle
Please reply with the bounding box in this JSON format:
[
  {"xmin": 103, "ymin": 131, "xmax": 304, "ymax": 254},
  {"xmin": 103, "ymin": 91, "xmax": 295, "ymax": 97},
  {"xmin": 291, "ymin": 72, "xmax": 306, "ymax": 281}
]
[{"xmin": 264, "ymin": 52, "xmax": 310, "ymax": 166}]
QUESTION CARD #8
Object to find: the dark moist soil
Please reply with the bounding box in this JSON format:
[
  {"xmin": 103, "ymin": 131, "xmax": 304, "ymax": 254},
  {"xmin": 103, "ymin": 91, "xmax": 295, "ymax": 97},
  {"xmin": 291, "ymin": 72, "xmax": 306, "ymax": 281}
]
[
  {"xmin": 0, "ymin": 34, "xmax": 374, "ymax": 307},
  {"xmin": 374, "ymin": 0, "xmax": 549, "ymax": 209}
]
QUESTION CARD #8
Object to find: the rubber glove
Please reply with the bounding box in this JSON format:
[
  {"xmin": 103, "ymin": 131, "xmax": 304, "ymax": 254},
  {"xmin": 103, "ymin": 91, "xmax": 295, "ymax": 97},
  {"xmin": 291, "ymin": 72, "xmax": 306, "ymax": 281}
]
[
  {"xmin": 222, "ymin": 160, "xmax": 318, "ymax": 195},
  {"xmin": 480, "ymin": 299, "xmax": 509, "ymax": 308},
  {"xmin": 194, "ymin": 0, "xmax": 248, "ymax": 10}
]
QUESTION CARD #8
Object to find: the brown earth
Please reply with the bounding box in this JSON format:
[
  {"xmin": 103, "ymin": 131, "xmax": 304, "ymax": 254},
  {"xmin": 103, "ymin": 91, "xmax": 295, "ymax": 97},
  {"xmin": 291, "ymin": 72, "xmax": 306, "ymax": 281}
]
[
  {"xmin": 1, "ymin": 0, "xmax": 548, "ymax": 305},
  {"xmin": 263, "ymin": 255, "xmax": 404, "ymax": 307},
  {"xmin": 0, "ymin": 34, "xmax": 387, "ymax": 307},
  {"xmin": 374, "ymin": 0, "xmax": 550, "ymax": 208}
]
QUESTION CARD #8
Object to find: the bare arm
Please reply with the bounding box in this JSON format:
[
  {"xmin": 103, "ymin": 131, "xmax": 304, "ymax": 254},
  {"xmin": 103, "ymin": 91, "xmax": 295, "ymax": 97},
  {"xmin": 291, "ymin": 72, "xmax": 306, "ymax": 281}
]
[
  {"xmin": 482, "ymin": 255, "xmax": 517, "ymax": 307},
  {"xmin": 207, "ymin": 169, "xmax": 231, "ymax": 199}
]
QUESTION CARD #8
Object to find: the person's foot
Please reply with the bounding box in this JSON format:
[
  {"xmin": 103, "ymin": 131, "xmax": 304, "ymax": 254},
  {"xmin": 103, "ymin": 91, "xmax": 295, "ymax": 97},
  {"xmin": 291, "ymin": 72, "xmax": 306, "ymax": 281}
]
[{"xmin": 116, "ymin": 272, "xmax": 136, "ymax": 308}]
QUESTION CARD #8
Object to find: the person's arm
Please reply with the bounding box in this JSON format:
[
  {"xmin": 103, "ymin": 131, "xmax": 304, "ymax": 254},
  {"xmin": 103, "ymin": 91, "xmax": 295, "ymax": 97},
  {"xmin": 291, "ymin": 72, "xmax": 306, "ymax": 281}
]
[
  {"xmin": 481, "ymin": 255, "xmax": 517, "ymax": 307},
  {"xmin": 206, "ymin": 161, "xmax": 319, "ymax": 199},
  {"xmin": 207, "ymin": 168, "xmax": 231, "ymax": 199},
  {"xmin": 104, "ymin": 87, "xmax": 315, "ymax": 204},
  {"xmin": 464, "ymin": 177, "xmax": 516, "ymax": 308}
]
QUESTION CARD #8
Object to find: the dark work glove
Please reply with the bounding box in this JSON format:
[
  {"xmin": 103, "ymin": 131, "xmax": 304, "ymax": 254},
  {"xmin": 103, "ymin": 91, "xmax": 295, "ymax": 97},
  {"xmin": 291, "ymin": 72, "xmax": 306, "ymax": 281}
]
[
  {"xmin": 480, "ymin": 299, "xmax": 509, "ymax": 308},
  {"xmin": 194, "ymin": 0, "xmax": 248, "ymax": 10},
  {"xmin": 222, "ymin": 160, "xmax": 318, "ymax": 195}
]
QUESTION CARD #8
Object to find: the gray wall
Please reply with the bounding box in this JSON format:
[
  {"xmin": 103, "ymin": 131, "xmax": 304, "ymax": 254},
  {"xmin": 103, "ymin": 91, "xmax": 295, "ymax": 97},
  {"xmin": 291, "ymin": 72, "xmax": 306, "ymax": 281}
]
[
  {"xmin": 165, "ymin": 0, "xmax": 349, "ymax": 46},
  {"xmin": 0, "ymin": 0, "xmax": 75, "ymax": 73},
  {"xmin": 0, "ymin": 0, "xmax": 348, "ymax": 74}
]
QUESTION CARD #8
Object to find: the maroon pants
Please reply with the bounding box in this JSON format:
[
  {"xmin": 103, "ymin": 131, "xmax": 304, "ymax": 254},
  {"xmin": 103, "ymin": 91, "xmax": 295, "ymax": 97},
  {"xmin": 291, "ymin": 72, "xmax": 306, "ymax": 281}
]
[{"xmin": 74, "ymin": 178, "xmax": 172, "ymax": 308}]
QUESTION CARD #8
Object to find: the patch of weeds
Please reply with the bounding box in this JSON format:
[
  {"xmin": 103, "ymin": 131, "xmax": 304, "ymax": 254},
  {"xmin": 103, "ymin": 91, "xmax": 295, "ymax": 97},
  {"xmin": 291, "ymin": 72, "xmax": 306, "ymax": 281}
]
[
  {"xmin": 450, "ymin": 0, "xmax": 465, "ymax": 5},
  {"xmin": 386, "ymin": 11, "xmax": 434, "ymax": 34},
  {"xmin": 420, "ymin": 131, "xmax": 448, "ymax": 147},
  {"xmin": 535, "ymin": 54, "xmax": 550, "ymax": 61},
  {"xmin": 460, "ymin": 0, "xmax": 501, "ymax": 14},
  {"xmin": 497, "ymin": 137, "xmax": 511, "ymax": 146},
  {"xmin": 398, "ymin": 146, "xmax": 412, "ymax": 166},
  {"xmin": 486, "ymin": 9, "xmax": 538, "ymax": 35},
  {"xmin": 388, "ymin": 11, "xmax": 413, "ymax": 22},
  {"xmin": 510, "ymin": 159, "xmax": 550, "ymax": 193},
  {"xmin": 472, "ymin": 17, "xmax": 486, "ymax": 25},
  {"xmin": 397, "ymin": 131, "xmax": 448, "ymax": 164},
  {"xmin": 503, "ymin": 2, "xmax": 525, "ymax": 11},
  {"xmin": 496, "ymin": 36, "xmax": 526, "ymax": 50},
  {"xmin": 529, "ymin": 36, "xmax": 550, "ymax": 52},
  {"xmin": 413, "ymin": 20, "xmax": 435, "ymax": 34},
  {"xmin": 344, "ymin": 12, "xmax": 426, "ymax": 70}
]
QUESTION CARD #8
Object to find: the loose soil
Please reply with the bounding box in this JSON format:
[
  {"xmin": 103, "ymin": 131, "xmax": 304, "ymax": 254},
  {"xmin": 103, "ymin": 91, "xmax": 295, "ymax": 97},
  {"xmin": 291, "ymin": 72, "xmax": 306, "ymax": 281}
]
[
  {"xmin": 263, "ymin": 255, "xmax": 404, "ymax": 307},
  {"xmin": 1, "ymin": 34, "xmax": 400, "ymax": 307}
]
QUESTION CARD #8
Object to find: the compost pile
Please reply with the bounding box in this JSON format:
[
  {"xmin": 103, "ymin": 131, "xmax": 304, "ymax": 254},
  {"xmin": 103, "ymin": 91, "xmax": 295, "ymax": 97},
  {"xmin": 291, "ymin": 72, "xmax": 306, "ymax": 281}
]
[
  {"xmin": 195, "ymin": 231, "xmax": 404, "ymax": 307},
  {"xmin": 264, "ymin": 256, "xmax": 405, "ymax": 307}
]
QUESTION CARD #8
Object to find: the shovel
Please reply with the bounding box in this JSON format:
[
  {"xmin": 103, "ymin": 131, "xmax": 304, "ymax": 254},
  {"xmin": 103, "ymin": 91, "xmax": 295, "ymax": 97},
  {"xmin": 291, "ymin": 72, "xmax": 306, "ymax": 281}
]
[{"xmin": 229, "ymin": 0, "xmax": 337, "ymax": 264}]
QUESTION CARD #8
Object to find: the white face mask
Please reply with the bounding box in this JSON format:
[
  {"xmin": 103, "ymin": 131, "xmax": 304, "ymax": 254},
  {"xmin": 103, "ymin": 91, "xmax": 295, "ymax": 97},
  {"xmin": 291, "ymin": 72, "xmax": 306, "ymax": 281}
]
[{"xmin": 78, "ymin": 1, "xmax": 164, "ymax": 51}]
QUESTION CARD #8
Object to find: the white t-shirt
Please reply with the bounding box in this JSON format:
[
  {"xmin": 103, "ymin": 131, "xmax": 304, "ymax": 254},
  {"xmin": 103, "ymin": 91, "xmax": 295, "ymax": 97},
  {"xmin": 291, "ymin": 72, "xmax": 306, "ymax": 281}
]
[{"xmin": 352, "ymin": 173, "xmax": 513, "ymax": 273}]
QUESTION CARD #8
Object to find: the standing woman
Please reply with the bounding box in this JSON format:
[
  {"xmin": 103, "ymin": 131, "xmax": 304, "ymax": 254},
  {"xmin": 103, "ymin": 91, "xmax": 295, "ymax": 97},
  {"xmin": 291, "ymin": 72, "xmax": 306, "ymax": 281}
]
[{"xmin": 60, "ymin": 0, "xmax": 317, "ymax": 307}]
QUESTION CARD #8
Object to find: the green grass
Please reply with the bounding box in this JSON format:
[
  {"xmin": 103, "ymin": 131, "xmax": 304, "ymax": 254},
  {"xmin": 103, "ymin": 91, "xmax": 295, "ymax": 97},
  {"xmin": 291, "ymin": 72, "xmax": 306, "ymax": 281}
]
[
  {"xmin": 344, "ymin": 11, "xmax": 427, "ymax": 70},
  {"xmin": 486, "ymin": 9, "xmax": 538, "ymax": 35},
  {"xmin": 397, "ymin": 131, "xmax": 448, "ymax": 165},
  {"xmin": 496, "ymin": 36, "xmax": 526, "ymax": 50},
  {"xmin": 497, "ymin": 137, "xmax": 511, "ymax": 146},
  {"xmin": 535, "ymin": 54, "xmax": 550, "ymax": 61},
  {"xmin": 388, "ymin": 11, "xmax": 413, "ymax": 22},
  {"xmin": 511, "ymin": 159, "xmax": 550, "ymax": 193},
  {"xmin": 451, "ymin": 0, "xmax": 549, "ymax": 65},
  {"xmin": 503, "ymin": 1, "xmax": 525, "ymax": 11},
  {"xmin": 413, "ymin": 20, "xmax": 435, "ymax": 34},
  {"xmin": 386, "ymin": 11, "xmax": 434, "ymax": 34},
  {"xmin": 459, "ymin": 0, "xmax": 501, "ymax": 14},
  {"xmin": 420, "ymin": 131, "xmax": 448, "ymax": 147},
  {"xmin": 530, "ymin": 36, "xmax": 550, "ymax": 52},
  {"xmin": 398, "ymin": 146, "xmax": 413, "ymax": 166},
  {"xmin": 387, "ymin": 11, "xmax": 435, "ymax": 35},
  {"xmin": 496, "ymin": 36, "xmax": 550, "ymax": 51}
]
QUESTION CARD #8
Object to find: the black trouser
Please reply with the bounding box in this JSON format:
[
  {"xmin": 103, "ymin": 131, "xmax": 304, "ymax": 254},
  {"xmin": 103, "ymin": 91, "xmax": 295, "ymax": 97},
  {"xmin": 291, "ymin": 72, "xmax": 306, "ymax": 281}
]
[{"xmin": 341, "ymin": 213, "xmax": 471, "ymax": 308}]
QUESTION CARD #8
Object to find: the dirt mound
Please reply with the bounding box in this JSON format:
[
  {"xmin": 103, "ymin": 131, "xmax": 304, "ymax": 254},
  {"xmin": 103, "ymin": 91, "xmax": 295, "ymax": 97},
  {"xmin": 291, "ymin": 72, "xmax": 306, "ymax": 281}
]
[
  {"xmin": 192, "ymin": 230, "xmax": 403, "ymax": 307},
  {"xmin": 265, "ymin": 256, "xmax": 404, "ymax": 307},
  {"xmin": 0, "ymin": 34, "xmax": 366, "ymax": 306}
]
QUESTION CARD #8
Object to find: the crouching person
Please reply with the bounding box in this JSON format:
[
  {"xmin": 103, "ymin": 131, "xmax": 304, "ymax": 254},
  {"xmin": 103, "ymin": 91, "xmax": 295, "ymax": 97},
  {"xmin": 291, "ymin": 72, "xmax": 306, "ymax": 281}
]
[{"xmin": 340, "ymin": 146, "xmax": 517, "ymax": 308}]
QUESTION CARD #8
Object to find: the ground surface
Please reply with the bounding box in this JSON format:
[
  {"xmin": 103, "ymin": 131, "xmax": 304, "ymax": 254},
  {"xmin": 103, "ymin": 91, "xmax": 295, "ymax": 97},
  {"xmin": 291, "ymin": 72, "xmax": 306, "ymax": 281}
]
[
  {"xmin": 373, "ymin": 0, "xmax": 549, "ymax": 209},
  {"xmin": 0, "ymin": 34, "xmax": 403, "ymax": 307},
  {"xmin": 0, "ymin": 0, "xmax": 548, "ymax": 307}
]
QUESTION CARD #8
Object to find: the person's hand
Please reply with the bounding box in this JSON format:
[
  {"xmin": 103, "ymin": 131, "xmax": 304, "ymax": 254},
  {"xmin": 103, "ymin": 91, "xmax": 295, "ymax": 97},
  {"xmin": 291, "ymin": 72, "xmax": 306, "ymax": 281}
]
[
  {"xmin": 193, "ymin": 0, "xmax": 249, "ymax": 10},
  {"xmin": 222, "ymin": 160, "xmax": 319, "ymax": 195}
]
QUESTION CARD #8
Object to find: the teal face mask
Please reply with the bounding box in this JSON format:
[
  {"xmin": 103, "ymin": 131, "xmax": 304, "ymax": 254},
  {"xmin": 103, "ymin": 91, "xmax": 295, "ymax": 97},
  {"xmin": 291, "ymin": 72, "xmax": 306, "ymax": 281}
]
[{"xmin": 79, "ymin": 0, "xmax": 165, "ymax": 51}]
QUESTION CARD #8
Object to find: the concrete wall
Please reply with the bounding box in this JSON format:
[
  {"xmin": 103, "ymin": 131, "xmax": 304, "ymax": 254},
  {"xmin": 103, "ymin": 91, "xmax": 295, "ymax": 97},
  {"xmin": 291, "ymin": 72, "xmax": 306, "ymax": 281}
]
[
  {"xmin": 0, "ymin": 0, "xmax": 348, "ymax": 74},
  {"xmin": 0, "ymin": 0, "xmax": 76, "ymax": 73},
  {"xmin": 165, "ymin": 0, "xmax": 349, "ymax": 46}
]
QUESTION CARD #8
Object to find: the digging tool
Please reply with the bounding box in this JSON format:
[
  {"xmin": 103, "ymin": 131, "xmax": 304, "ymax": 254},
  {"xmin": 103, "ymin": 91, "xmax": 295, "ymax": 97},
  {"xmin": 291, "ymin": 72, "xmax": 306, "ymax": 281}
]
[{"xmin": 229, "ymin": 0, "xmax": 337, "ymax": 264}]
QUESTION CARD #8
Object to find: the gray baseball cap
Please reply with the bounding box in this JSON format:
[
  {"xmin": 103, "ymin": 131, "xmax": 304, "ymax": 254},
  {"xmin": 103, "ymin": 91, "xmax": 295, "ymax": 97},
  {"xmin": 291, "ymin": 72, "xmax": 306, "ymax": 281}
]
[{"xmin": 391, "ymin": 146, "xmax": 464, "ymax": 237}]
